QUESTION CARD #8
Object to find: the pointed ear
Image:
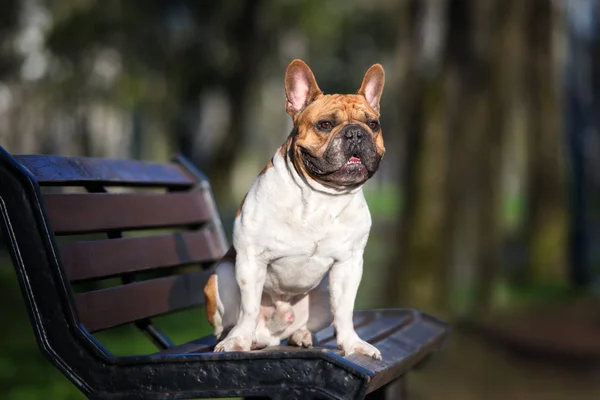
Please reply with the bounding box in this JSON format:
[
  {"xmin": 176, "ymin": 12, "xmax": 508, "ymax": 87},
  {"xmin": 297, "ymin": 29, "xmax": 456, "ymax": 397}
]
[
  {"xmin": 358, "ymin": 64, "xmax": 385, "ymax": 113},
  {"xmin": 285, "ymin": 59, "xmax": 322, "ymax": 116}
]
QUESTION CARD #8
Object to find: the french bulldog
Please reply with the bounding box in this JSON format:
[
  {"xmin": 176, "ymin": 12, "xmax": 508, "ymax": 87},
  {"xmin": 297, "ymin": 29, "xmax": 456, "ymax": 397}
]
[{"xmin": 204, "ymin": 59, "xmax": 385, "ymax": 359}]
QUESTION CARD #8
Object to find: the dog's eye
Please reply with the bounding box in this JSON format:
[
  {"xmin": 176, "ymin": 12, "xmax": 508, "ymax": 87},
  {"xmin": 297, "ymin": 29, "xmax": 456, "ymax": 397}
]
[
  {"xmin": 368, "ymin": 120, "xmax": 380, "ymax": 130},
  {"xmin": 317, "ymin": 120, "xmax": 334, "ymax": 131}
]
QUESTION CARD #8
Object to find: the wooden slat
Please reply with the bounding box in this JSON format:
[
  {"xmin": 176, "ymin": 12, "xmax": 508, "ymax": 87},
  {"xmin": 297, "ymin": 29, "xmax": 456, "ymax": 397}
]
[
  {"xmin": 75, "ymin": 269, "xmax": 213, "ymax": 332},
  {"xmin": 15, "ymin": 154, "xmax": 195, "ymax": 188},
  {"xmin": 59, "ymin": 229, "xmax": 223, "ymax": 282},
  {"xmin": 316, "ymin": 313, "xmax": 373, "ymax": 345},
  {"xmin": 43, "ymin": 192, "xmax": 211, "ymax": 234},
  {"xmin": 156, "ymin": 336, "xmax": 216, "ymax": 355},
  {"xmin": 345, "ymin": 310, "xmax": 448, "ymax": 394},
  {"xmin": 353, "ymin": 313, "xmax": 412, "ymax": 344},
  {"xmin": 157, "ymin": 314, "xmax": 378, "ymax": 356}
]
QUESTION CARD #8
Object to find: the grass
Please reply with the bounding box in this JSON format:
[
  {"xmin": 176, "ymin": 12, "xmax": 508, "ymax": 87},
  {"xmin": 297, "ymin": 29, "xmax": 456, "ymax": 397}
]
[
  {"xmin": 0, "ymin": 253, "xmax": 234, "ymax": 400},
  {"xmin": 363, "ymin": 185, "xmax": 402, "ymax": 220},
  {"xmin": 0, "ymin": 258, "xmax": 84, "ymax": 400}
]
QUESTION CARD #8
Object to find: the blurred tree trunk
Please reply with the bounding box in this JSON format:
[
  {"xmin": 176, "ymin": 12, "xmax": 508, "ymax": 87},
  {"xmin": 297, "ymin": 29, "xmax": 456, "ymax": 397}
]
[
  {"xmin": 392, "ymin": 0, "xmax": 529, "ymax": 317},
  {"xmin": 564, "ymin": 0, "xmax": 600, "ymax": 288},
  {"xmin": 438, "ymin": 0, "xmax": 498, "ymax": 318},
  {"xmin": 209, "ymin": 0, "xmax": 264, "ymax": 203},
  {"xmin": 383, "ymin": 0, "xmax": 418, "ymax": 305},
  {"xmin": 0, "ymin": 0, "xmax": 19, "ymax": 79},
  {"xmin": 440, "ymin": 0, "xmax": 487, "ymax": 316},
  {"xmin": 470, "ymin": 0, "xmax": 526, "ymax": 316},
  {"xmin": 173, "ymin": 0, "xmax": 264, "ymax": 204},
  {"xmin": 523, "ymin": 0, "xmax": 567, "ymax": 284},
  {"xmin": 389, "ymin": 0, "xmax": 449, "ymax": 311}
]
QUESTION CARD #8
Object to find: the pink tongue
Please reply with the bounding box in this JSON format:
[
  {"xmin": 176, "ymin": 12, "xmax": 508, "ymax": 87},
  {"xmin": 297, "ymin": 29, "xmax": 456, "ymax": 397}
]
[{"xmin": 349, "ymin": 156, "xmax": 361, "ymax": 162}]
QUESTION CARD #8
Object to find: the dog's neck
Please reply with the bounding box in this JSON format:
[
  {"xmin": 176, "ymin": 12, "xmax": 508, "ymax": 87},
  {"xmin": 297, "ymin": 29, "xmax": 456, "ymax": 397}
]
[
  {"xmin": 283, "ymin": 150, "xmax": 362, "ymax": 197},
  {"xmin": 263, "ymin": 145, "xmax": 362, "ymax": 223}
]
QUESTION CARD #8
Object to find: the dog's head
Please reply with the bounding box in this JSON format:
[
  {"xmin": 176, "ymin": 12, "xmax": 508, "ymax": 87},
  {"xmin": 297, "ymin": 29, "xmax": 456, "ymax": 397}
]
[{"xmin": 284, "ymin": 59, "xmax": 385, "ymax": 190}]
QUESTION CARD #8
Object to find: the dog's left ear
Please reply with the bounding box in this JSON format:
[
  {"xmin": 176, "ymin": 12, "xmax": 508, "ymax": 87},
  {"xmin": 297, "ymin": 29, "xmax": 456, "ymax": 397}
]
[{"xmin": 358, "ymin": 64, "xmax": 385, "ymax": 113}]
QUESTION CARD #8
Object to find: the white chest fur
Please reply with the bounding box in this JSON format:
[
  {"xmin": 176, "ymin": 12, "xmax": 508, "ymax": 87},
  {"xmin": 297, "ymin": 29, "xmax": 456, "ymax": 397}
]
[{"xmin": 233, "ymin": 150, "xmax": 372, "ymax": 299}]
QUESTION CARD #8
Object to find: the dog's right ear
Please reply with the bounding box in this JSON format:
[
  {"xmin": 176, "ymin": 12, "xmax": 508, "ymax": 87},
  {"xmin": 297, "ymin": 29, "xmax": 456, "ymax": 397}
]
[{"xmin": 285, "ymin": 59, "xmax": 322, "ymax": 117}]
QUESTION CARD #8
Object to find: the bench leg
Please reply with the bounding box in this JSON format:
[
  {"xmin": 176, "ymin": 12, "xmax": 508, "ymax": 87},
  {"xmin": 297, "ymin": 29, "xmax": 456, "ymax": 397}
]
[{"xmin": 365, "ymin": 377, "xmax": 407, "ymax": 400}]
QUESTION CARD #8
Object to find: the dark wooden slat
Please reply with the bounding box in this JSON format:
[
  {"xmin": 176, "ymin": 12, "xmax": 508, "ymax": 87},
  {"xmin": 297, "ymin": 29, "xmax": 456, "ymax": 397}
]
[
  {"xmin": 59, "ymin": 229, "xmax": 223, "ymax": 282},
  {"xmin": 255, "ymin": 346, "xmax": 343, "ymax": 356},
  {"xmin": 344, "ymin": 310, "xmax": 448, "ymax": 394},
  {"xmin": 44, "ymin": 192, "xmax": 211, "ymax": 234},
  {"xmin": 15, "ymin": 154, "xmax": 195, "ymax": 187},
  {"xmin": 156, "ymin": 336, "xmax": 216, "ymax": 355},
  {"xmin": 316, "ymin": 313, "xmax": 373, "ymax": 345},
  {"xmin": 75, "ymin": 269, "xmax": 212, "ymax": 332},
  {"xmin": 355, "ymin": 313, "xmax": 413, "ymax": 344},
  {"xmin": 159, "ymin": 312, "xmax": 411, "ymax": 355}
]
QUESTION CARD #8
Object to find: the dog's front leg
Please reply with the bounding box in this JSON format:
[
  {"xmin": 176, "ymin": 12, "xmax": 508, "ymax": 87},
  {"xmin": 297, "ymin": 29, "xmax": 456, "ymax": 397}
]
[
  {"xmin": 330, "ymin": 255, "xmax": 382, "ymax": 360},
  {"xmin": 213, "ymin": 250, "xmax": 266, "ymax": 352}
]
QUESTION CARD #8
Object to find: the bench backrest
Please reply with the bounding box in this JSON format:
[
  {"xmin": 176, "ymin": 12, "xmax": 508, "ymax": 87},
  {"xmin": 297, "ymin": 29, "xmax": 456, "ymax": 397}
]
[{"xmin": 3, "ymin": 150, "xmax": 227, "ymax": 345}]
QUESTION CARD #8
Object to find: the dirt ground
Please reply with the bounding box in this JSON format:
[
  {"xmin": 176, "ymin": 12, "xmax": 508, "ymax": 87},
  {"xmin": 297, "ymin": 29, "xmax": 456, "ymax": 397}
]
[{"xmin": 408, "ymin": 331, "xmax": 600, "ymax": 400}]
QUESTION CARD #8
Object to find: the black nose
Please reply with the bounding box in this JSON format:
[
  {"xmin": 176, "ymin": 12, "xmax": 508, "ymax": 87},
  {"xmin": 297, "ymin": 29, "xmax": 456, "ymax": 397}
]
[{"xmin": 343, "ymin": 124, "xmax": 365, "ymax": 145}]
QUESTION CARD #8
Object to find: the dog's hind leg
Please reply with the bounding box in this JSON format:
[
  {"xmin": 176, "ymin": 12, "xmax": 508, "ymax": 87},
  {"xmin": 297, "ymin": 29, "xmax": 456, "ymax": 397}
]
[{"xmin": 204, "ymin": 258, "xmax": 240, "ymax": 340}]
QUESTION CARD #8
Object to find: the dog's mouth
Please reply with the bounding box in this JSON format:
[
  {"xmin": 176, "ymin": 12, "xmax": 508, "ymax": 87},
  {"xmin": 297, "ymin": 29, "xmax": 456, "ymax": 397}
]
[
  {"xmin": 339, "ymin": 155, "xmax": 368, "ymax": 176},
  {"xmin": 346, "ymin": 156, "xmax": 362, "ymax": 165},
  {"xmin": 301, "ymin": 153, "xmax": 366, "ymax": 174},
  {"xmin": 300, "ymin": 151, "xmax": 371, "ymax": 188},
  {"xmin": 340, "ymin": 155, "xmax": 368, "ymax": 173}
]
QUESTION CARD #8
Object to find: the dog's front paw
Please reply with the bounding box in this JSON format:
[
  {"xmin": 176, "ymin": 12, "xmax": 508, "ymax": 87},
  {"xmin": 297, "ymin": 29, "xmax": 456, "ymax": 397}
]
[
  {"xmin": 338, "ymin": 334, "xmax": 382, "ymax": 360},
  {"xmin": 214, "ymin": 336, "xmax": 252, "ymax": 352},
  {"xmin": 288, "ymin": 328, "xmax": 313, "ymax": 348}
]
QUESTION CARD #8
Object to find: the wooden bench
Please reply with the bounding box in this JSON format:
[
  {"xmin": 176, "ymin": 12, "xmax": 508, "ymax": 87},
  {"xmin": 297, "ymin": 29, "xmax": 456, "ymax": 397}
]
[{"xmin": 0, "ymin": 146, "xmax": 449, "ymax": 400}]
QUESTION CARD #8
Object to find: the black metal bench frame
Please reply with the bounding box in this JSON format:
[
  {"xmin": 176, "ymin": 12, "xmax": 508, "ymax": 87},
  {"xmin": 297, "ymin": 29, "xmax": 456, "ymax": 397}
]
[{"xmin": 0, "ymin": 146, "xmax": 449, "ymax": 400}]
